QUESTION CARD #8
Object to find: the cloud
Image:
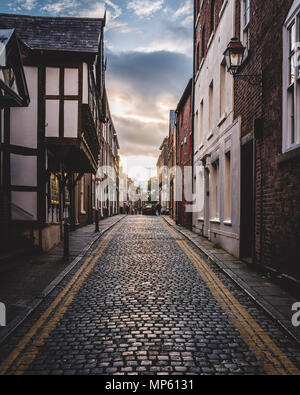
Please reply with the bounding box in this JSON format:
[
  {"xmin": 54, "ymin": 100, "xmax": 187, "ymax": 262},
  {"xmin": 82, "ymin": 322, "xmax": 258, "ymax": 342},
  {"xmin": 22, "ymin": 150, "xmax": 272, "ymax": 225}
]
[
  {"xmin": 78, "ymin": 1, "xmax": 131, "ymax": 32},
  {"xmin": 41, "ymin": 0, "xmax": 79, "ymax": 14},
  {"xmin": 127, "ymin": 0, "xmax": 165, "ymax": 17},
  {"xmin": 135, "ymin": 37, "xmax": 192, "ymax": 57},
  {"xmin": 174, "ymin": 0, "xmax": 193, "ymax": 19},
  {"xmin": 134, "ymin": 19, "xmax": 193, "ymax": 57},
  {"xmin": 106, "ymin": 50, "xmax": 192, "ymax": 158},
  {"xmin": 12, "ymin": 0, "xmax": 36, "ymax": 11}
]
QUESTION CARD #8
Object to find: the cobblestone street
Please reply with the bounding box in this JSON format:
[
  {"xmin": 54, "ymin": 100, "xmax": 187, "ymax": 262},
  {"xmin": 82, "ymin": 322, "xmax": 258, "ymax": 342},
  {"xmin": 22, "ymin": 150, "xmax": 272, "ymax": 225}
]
[{"xmin": 0, "ymin": 216, "xmax": 300, "ymax": 375}]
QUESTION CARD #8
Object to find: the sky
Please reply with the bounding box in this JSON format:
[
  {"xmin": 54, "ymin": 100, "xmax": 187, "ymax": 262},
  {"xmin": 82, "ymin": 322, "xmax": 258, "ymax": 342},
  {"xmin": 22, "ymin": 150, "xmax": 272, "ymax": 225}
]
[{"xmin": 1, "ymin": 0, "xmax": 193, "ymax": 182}]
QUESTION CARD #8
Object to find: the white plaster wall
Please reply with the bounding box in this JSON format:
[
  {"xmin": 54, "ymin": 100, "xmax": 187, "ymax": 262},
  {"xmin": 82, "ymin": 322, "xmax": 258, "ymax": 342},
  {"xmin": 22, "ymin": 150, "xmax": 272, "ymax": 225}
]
[
  {"xmin": 11, "ymin": 191, "xmax": 37, "ymax": 221},
  {"xmin": 194, "ymin": 1, "xmax": 234, "ymax": 147},
  {"xmin": 46, "ymin": 67, "xmax": 60, "ymax": 96},
  {"xmin": 45, "ymin": 100, "xmax": 60, "ymax": 137},
  {"xmin": 64, "ymin": 101, "xmax": 78, "ymax": 137},
  {"xmin": 10, "ymin": 154, "xmax": 37, "ymax": 187},
  {"xmin": 82, "ymin": 63, "xmax": 88, "ymax": 104},
  {"xmin": 193, "ymin": 0, "xmax": 241, "ymax": 258},
  {"xmin": 10, "ymin": 66, "xmax": 38, "ymax": 148},
  {"xmin": 64, "ymin": 68, "xmax": 79, "ymax": 96}
]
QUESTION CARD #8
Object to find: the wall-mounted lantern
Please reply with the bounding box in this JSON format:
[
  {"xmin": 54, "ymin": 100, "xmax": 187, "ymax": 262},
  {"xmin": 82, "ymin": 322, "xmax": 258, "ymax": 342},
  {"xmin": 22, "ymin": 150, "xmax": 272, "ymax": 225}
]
[
  {"xmin": 223, "ymin": 37, "xmax": 245, "ymax": 75},
  {"xmin": 224, "ymin": 37, "xmax": 262, "ymax": 86}
]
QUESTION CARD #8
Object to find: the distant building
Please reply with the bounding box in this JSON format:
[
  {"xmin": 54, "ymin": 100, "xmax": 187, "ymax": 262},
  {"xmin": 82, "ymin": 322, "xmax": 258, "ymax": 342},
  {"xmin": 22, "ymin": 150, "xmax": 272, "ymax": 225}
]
[
  {"xmin": 175, "ymin": 79, "xmax": 193, "ymax": 230},
  {"xmin": 168, "ymin": 110, "xmax": 176, "ymax": 219},
  {"xmin": 156, "ymin": 136, "xmax": 169, "ymax": 214},
  {"xmin": 96, "ymin": 91, "xmax": 120, "ymax": 219}
]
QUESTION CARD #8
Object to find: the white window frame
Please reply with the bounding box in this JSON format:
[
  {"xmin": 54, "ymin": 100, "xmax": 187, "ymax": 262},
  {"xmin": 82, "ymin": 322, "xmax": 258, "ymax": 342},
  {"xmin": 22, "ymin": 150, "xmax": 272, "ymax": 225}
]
[
  {"xmin": 240, "ymin": 0, "xmax": 250, "ymax": 51},
  {"xmin": 283, "ymin": 1, "xmax": 300, "ymax": 153}
]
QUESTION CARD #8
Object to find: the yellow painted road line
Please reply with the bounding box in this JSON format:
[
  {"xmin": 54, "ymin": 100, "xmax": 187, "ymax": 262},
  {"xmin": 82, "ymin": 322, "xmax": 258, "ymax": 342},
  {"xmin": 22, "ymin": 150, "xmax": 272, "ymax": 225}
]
[
  {"xmin": 161, "ymin": 219, "xmax": 300, "ymax": 375},
  {"xmin": 0, "ymin": 219, "xmax": 124, "ymax": 375}
]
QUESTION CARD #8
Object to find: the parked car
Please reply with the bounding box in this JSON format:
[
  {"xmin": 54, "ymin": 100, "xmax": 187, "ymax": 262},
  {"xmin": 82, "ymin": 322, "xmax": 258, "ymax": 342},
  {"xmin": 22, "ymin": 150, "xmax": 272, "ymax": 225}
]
[{"xmin": 142, "ymin": 204, "xmax": 156, "ymax": 216}]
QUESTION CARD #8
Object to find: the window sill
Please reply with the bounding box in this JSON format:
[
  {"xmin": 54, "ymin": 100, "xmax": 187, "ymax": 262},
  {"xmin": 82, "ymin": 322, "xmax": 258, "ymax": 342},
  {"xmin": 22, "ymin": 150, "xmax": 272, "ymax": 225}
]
[
  {"xmin": 218, "ymin": 0, "xmax": 228, "ymax": 19},
  {"xmin": 195, "ymin": 68, "xmax": 200, "ymax": 83},
  {"xmin": 217, "ymin": 112, "xmax": 227, "ymax": 127},
  {"xmin": 195, "ymin": 13, "xmax": 200, "ymax": 28},
  {"xmin": 198, "ymin": 217, "xmax": 204, "ymax": 222},
  {"xmin": 207, "ymin": 32, "xmax": 214, "ymax": 50},
  {"xmin": 199, "ymin": 58, "xmax": 205, "ymax": 72},
  {"xmin": 207, "ymin": 132, "xmax": 214, "ymax": 141},
  {"xmin": 210, "ymin": 218, "xmax": 221, "ymax": 224},
  {"xmin": 80, "ymin": 210, "xmax": 87, "ymax": 215},
  {"xmin": 278, "ymin": 145, "xmax": 300, "ymax": 164},
  {"xmin": 223, "ymin": 220, "xmax": 232, "ymax": 226}
]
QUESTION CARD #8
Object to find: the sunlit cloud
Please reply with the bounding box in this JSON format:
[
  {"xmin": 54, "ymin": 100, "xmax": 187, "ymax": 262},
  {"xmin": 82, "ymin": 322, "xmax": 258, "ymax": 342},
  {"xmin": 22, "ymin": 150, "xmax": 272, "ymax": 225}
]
[
  {"xmin": 106, "ymin": 50, "xmax": 191, "ymax": 161},
  {"xmin": 135, "ymin": 37, "xmax": 192, "ymax": 56},
  {"xmin": 1, "ymin": 0, "xmax": 193, "ymax": 182}
]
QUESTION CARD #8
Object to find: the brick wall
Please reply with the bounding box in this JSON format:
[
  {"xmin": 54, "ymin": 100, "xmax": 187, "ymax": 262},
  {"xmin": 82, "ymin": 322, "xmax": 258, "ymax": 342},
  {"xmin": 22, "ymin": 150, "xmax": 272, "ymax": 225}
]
[
  {"xmin": 234, "ymin": 0, "xmax": 300, "ymax": 279},
  {"xmin": 194, "ymin": 0, "xmax": 227, "ymax": 73},
  {"xmin": 176, "ymin": 80, "xmax": 193, "ymax": 229}
]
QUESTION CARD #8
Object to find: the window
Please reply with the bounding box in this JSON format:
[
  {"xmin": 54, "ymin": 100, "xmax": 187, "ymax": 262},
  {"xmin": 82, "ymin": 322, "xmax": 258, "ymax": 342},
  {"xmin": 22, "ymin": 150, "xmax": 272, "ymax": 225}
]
[
  {"xmin": 201, "ymin": 25, "xmax": 206, "ymax": 59},
  {"xmin": 195, "ymin": 0, "xmax": 201, "ymax": 18},
  {"xmin": 220, "ymin": 63, "xmax": 227, "ymax": 117},
  {"xmin": 209, "ymin": 81, "xmax": 214, "ymax": 133},
  {"xmin": 210, "ymin": 0, "xmax": 215, "ymax": 35},
  {"xmin": 224, "ymin": 152, "xmax": 232, "ymax": 221},
  {"xmin": 80, "ymin": 177, "xmax": 85, "ymax": 213},
  {"xmin": 200, "ymin": 100, "xmax": 204, "ymax": 145},
  {"xmin": 241, "ymin": 0, "xmax": 250, "ymax": 50},
  {"xmin": 49, "ymin": 173, "xmax": 59, "ymax": 206},
  {"xmin": 211, "ymin": 159, "xmax": 219, "ymax": 220},
  {"xmin": 283, "ymin": 1, "xmax": 300, "ymax": 152},
  {"xmin": 196, "ymin": 42, "xmax": 200, "ymax": 71},
  {"xmin": 194, "ymin": 110, "xmax": 199, "ymax": 152}
]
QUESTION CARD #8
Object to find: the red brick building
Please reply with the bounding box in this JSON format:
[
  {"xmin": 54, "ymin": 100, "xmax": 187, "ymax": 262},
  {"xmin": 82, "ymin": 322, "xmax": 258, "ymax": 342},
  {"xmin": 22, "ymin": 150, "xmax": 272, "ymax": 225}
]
[
  {"xmin": 168, "ymin": 110, "xmax": 176, "ymax": 219},
  {"xmin": 176, "ymin": 79, "xmax": 193, "ymax": 230},
  {"xmin": 233, "ymin": 0, "xmax": 300, "ymax": 281}
]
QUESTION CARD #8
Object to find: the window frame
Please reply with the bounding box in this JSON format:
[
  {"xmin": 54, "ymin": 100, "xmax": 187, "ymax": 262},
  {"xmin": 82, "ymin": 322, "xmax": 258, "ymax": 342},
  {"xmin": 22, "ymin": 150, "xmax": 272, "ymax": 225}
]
[
  {"xmin": 241, "ymin": 0, "xmax": 250, "ymax": 52},
  {"xmin": 283, "ymin": 3, "xmax": 300, "ymax": 153}
]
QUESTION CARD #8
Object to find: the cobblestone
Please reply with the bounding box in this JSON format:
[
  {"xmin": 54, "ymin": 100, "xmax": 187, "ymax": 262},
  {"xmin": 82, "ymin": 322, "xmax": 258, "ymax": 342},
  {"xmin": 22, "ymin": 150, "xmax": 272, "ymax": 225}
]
[{"xmin": 0, "ymin": 217, "xmax": 300, "ymax": 375}]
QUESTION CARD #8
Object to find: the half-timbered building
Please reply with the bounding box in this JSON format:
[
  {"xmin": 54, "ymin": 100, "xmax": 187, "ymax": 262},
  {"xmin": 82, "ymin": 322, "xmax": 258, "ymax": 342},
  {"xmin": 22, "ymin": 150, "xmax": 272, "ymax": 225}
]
[{"xmin": 0, "ymin": 14, "xmax": 107, "ymax": 252}]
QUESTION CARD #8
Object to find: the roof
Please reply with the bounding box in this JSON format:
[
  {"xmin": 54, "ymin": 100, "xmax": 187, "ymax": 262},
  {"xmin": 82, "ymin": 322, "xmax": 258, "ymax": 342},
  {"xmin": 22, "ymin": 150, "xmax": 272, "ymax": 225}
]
[
  {"xmin": 159, "ymin": 137, "xmax": 169, "ymax": 150},
  {"xmin": 0, "ymin": 29, "xmax": 14, "ymax": 60},
  {"xmin": 176, "ymin": 78, "xmax": 192, "ymax": 113},
  {"xmin": 0, "ymin": 28, "xmax": 30, "ymax": 107},
  {"xmin": 0, "ymin": 13, "xmax": 104, "ymax": 54}
]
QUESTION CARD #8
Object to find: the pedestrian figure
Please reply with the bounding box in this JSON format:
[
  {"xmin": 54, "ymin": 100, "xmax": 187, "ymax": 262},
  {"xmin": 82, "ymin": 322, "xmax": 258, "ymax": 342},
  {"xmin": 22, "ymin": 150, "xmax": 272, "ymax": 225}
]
[{"xmin": 156, "ymin": 203, "xmax": 162, "ymax": 216}]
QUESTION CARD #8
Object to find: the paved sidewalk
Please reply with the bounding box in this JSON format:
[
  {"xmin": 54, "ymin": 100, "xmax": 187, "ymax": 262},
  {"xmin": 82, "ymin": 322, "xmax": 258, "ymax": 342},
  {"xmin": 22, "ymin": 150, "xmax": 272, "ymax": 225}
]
[
  {"xmin": 162, "ymin": 216, "xmax": 300, "ymax": 344},
  {"xmin": 0, "ymin": 215, "xmax": 125, "ymax": 340}
]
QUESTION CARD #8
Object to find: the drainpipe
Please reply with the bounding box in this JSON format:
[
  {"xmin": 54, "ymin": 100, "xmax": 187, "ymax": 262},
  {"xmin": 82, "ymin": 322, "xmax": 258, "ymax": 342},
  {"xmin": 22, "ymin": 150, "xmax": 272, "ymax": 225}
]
[{"xmin": 192, "ymin": 7, "xmax": 196, "ymax": 232}]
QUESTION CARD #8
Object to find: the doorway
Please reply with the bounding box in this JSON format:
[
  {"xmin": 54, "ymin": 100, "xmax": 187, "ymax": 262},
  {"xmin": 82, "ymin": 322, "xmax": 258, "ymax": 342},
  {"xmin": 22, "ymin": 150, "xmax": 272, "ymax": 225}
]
[{"xmin": 240, "ymin": 140, "xmax": 254, "ymax": 262}]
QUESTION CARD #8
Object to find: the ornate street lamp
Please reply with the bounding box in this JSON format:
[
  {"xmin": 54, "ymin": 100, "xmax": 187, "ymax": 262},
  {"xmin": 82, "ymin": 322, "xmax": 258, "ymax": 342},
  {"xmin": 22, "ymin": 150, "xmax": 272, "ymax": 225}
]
[
  {"xmin": 223, "ymin": 37, "xmax": 245, "ymax": 75},
  {"xmin": 224, "ymin": 37, "xmax": 262, "ymax": 86}
]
